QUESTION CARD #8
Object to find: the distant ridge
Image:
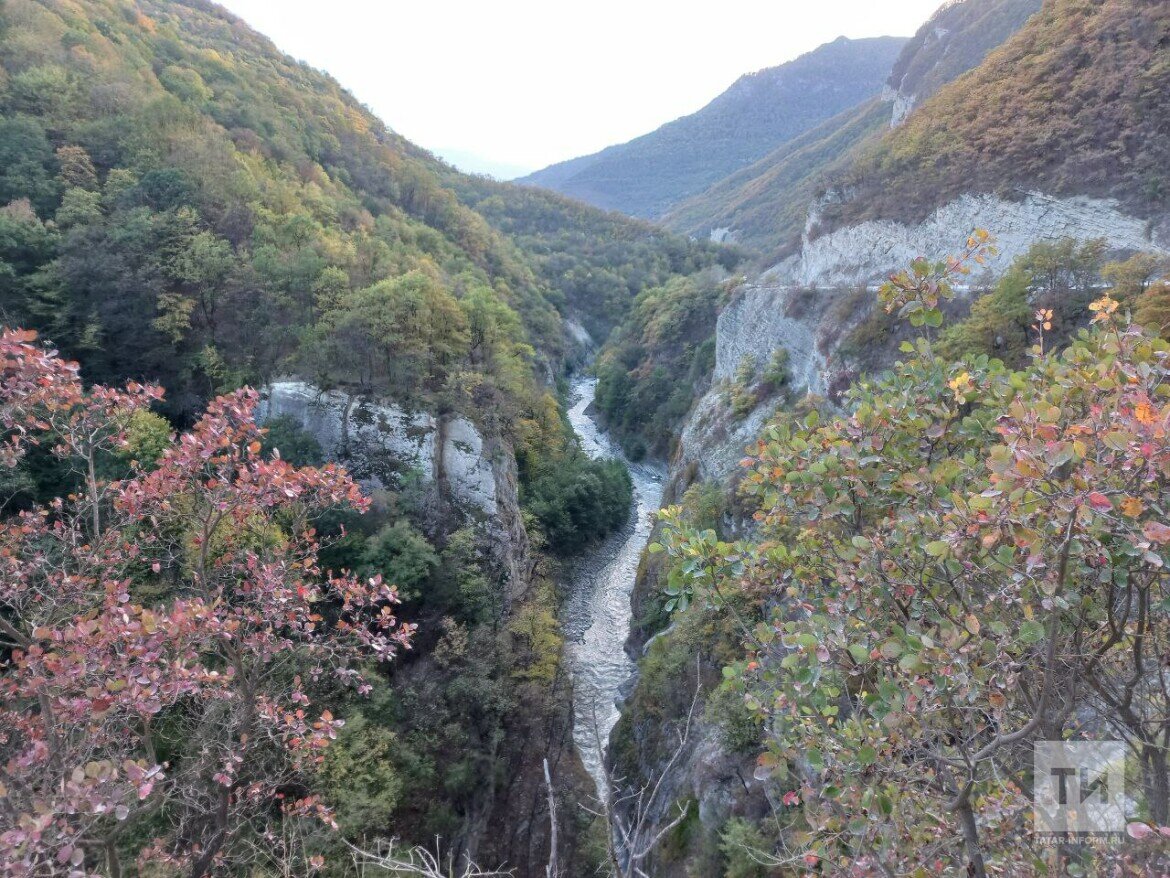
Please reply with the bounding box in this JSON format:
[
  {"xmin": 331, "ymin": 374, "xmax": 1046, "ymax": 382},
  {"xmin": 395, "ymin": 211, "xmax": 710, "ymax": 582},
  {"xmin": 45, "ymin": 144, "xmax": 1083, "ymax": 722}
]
[
  {"xmin": 662, "ymin": 0, "xmax": 1045, "ymax": 260},
  {"xmin": 517, "ymin": 35, "xmax": 908, "ymax": 219}
]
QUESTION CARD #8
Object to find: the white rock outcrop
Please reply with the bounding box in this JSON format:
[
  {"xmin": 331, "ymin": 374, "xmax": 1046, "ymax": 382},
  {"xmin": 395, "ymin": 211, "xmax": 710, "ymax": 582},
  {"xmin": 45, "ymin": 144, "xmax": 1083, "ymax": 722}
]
[
  {"xmin": 679, "ymin": 284, "xmax": 851, "ymax": 482},
  {"xmin": 880, "ymin": 84, "xmax": 915, "ymax": 127},
  {"xmin": 258, "ymin": 380, "xmax": 496, "ymax": 517},
  {"xmin": 772, "ymin": 191, "xmax": 1169, "ymax": 289}
]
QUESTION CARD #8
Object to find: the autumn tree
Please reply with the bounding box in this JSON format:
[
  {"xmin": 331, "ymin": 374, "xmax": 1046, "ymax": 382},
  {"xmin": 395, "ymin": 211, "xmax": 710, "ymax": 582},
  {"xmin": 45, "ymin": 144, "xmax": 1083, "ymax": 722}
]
[
  {"xmin": 656, "ymin": 236, "xmax": 1170, "ymax": 875},
  {"xmin": 0, "ymin": 329, "xmax": 413, "ymax": 877}
]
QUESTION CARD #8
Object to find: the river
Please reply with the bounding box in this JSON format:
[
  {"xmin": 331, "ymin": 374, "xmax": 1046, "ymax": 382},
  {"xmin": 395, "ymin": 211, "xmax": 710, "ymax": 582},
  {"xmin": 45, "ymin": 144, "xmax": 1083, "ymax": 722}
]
[{"xmin": 563, "ymin": 377, "xmax": 665, "ymax": 799}]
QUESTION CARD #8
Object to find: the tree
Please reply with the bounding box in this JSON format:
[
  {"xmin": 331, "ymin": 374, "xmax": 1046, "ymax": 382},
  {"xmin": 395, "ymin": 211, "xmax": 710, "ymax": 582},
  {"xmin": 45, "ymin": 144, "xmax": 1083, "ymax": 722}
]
[
  {"xmin": 1103, "ymin": 253, "xmax": 1165, "ymax": 304},
  {"xmin": 1135, "ymin": 278, "xmax": 1170, "ymax": 340},
  {"xmin": 655, "ymin": 237, "xmax": 1170, "ymax": 875},
  {"xmin": 0, "ymin": 329, "xmax": 413, "ymax": 876}
]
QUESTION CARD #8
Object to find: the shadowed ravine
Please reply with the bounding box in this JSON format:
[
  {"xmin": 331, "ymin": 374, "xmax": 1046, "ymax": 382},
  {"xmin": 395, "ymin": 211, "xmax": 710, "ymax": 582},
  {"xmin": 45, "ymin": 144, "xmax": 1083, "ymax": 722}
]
[{"xmin": 563, "ymin": 377, "xmax": 665, "ymax": 799}]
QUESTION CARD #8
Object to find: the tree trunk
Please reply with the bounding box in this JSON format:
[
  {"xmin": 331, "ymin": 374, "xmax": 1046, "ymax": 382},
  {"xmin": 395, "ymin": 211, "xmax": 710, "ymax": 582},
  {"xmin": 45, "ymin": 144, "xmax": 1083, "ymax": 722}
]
[
  {"xmin": 1142, "ymin": 743, "xmax": 1170, "ymax": 826},
  {"xmin": 956, "ymin": 798, "xmax": 987, "ymax": 878}
]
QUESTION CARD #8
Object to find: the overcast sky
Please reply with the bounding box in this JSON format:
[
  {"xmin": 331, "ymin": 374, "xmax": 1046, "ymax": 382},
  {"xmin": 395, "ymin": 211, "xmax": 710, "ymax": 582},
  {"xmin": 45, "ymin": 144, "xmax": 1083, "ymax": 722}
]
[{"xmin": 216, "ymin": 0, "xmax": 944, "ymax": 178}]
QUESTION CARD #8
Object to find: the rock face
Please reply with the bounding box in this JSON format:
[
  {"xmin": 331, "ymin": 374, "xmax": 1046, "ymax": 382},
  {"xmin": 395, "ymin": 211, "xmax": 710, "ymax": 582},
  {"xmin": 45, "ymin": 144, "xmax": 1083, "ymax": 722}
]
[
  {"xmin": 777, "ymin": 191, "xmax": 1170, "ymax": 288},
  {"xmin": 677, "ymin": 283, "xmax": 857, "ymax": 483},
  {"xmin": 258, "ymin": 381, "xmax": 495, "ymax": 514},
  {"xmin": 258, "ymin": 380, "xmax": 531, "ymax": 602}
]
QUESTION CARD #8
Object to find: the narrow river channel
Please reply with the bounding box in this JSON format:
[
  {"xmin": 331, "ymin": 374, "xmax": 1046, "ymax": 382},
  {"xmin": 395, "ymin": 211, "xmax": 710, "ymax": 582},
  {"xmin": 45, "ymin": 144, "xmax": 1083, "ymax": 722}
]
[{"xmin": 563, "ymin": 377, "xmax": 665, "ymax": 799}]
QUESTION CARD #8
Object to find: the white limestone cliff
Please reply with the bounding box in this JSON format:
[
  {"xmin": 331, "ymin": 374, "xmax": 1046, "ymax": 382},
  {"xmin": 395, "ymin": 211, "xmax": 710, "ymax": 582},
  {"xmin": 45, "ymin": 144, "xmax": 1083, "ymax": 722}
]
[{"xmin": 771, "ymin": 191, "xmax": 1169, "ymax": 289}]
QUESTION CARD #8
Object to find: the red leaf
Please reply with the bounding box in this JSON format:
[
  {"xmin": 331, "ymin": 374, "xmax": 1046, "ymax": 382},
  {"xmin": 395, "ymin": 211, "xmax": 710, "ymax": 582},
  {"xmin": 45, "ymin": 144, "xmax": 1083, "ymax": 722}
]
[{"xmin": 1087, "ymin": 492, "xmax": 1112, "ymax": 511}]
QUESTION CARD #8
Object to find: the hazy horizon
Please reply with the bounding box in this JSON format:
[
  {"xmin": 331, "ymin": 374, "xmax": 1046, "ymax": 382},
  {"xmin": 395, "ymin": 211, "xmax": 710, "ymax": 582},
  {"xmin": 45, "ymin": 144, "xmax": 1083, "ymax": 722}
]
[{"xmin": 214, "ymin": 0, "xmax": 943, "ymax": 177}]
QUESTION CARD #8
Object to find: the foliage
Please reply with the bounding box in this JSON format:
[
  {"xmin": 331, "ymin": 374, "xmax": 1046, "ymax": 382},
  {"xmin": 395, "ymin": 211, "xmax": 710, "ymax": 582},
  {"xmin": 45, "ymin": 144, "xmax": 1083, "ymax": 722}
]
[
  {"xmin": 0, "ymin": 329, "xmax": 411, "ymax": 876},
  {"xmin": 655, "ymin": 241, "xmax": 1170, "ymax": 875},
  {"xmin": 595, "ymin": 272, "xmax": 730, "ymax": 458},
  {"xmin": 719, "ymin": 818, "xmax": 771, "ymax": 878},
  {"xmin": 259, "ymin": 413, "xmax": 327, "ymax": 467},
  {"xmin": 1105, "ymin": 253, "xmax": 1167, "ymax": 304},
  {"xmin": 1136, "ymin": 279, "xmax": 1170, "ymax": 340},
  {"xmin": 524, "ymin": 455, "xmax": 632, "ymax": 554},
  {"xmin": 824, "ymin": 0, "xmax": 1170, "ymax": 231},
  {"xmin": 360, "ymin": 520, "xmax": 440, "ymax": 601},
  {"xmin": 939, "ymin": 238, "xmax": 1134, "ymax": 367},
  {"xmin": 449, "ymin": 178, "xmax": 735, "ymax": 344}
]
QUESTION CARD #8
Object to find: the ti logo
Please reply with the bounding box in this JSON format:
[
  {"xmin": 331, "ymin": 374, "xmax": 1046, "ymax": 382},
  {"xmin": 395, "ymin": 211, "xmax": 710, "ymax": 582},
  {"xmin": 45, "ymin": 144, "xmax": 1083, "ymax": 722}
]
[{"xmin": 1034, "ymin": 742, "xmax": 1126, "ymax": 836}]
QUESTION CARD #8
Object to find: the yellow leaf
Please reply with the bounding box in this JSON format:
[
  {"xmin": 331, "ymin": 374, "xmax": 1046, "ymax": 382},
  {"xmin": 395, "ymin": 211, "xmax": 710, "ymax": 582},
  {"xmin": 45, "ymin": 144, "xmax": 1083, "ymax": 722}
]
[{"xmin": 1121, "ymin": 496, "xmax": 1144, "ymax": 518}]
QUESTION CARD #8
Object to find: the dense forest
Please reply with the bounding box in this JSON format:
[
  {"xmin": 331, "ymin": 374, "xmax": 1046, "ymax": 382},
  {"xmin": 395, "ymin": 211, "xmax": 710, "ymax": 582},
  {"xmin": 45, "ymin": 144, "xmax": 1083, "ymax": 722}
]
[{"xmin": 0, "ymin": 0, "xmax": 731, "ymax": 874}]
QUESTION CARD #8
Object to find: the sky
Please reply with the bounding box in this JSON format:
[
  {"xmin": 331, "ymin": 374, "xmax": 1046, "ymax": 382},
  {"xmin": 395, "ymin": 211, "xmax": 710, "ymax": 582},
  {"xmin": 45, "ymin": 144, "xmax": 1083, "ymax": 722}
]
[{"xmin": 216, "ymin": 0, "xmax": 945, "ymax": 178}]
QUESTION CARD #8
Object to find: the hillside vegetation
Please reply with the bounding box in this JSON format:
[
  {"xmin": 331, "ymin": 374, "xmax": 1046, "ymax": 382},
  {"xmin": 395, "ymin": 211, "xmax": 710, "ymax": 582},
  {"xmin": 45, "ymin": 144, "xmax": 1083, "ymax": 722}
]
[
  {"xmin": 885, "ymin": 0, "xmax": 1043, "ymax": 116},
  {"xmin": 518, "ymin": 36, "xmax": 906, "ymax": 219},
  {"xmin": 0, "ymin": 0, "xmax": 735, "ymax": 873},
  {"xmin": 662, "ymin": 0, "xmax": 1044, "ymax": 260},
  {"xmin": 819, "ymin": 0, "xmax": 1170, "ymax": 234}
]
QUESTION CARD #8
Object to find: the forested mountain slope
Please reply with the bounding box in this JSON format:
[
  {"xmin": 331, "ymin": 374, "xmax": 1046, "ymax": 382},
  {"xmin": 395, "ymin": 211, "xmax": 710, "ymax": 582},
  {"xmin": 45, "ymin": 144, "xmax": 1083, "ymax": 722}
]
[
  {"xmin": 826, "ymin": 0, "xmax": 1170, "ymax": 230},
  {"xmin": 517, "ymin": 36, "xmax": 907, "ymax": 219},
  {"xmin": 662, "ymin": 98, "xmax": 891, "ymax": 262},
  {"xmin": 884, "ymin": 0, "xmax": 1043, "ymax": 124},
  {"xmin": 791, "ymin": 0, "xmax": 1170, "ymax": 284},
  {"xmin": 662, "ymin": 0, "xmax": 1044, "ymax": 259},
  {"xmin": 0, "ymin": 1, "xmax": 733, "ymax": 874}
]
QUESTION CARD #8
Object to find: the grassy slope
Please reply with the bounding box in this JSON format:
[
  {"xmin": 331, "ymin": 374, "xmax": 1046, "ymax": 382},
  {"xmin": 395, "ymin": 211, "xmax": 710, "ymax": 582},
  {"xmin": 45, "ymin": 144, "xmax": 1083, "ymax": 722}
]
[{"xmin": 820, "ymin": 0, "xmax": 1170, "ymax": 234}]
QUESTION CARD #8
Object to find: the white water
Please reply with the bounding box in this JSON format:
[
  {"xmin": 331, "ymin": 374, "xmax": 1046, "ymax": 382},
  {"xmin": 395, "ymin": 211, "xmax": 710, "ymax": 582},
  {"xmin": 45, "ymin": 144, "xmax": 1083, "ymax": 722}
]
[{"xmin": 563, "ymin": 378, "xmax": 665, "ymax": 799}]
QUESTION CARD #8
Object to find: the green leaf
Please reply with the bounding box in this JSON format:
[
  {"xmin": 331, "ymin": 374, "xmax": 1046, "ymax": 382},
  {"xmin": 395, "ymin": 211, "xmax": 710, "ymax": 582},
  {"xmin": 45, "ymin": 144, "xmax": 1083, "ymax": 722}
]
[{"xmin": 1019, "ymin": 620, "xmax": 1045, "ymax": 644}]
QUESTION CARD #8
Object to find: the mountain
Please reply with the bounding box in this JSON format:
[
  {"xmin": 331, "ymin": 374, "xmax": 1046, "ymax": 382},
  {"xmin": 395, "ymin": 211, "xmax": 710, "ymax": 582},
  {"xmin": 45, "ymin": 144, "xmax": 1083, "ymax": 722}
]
[
  {"xmin": 661, "ymin": 97, "xmax": 891, "ymax": 262},
  {"xmin": 787, "ymin": 0, "xmax": 1170, "ymax": 285},
  {"xmin": 884, "ymin": 0, "xmax": 1044, "ymax": 124},
  {"xmin": 517, "ymin": 35, "xmax": 908, "ymax": 219},
  {"xmin": 0, "ymin": 1, "xmax": 733, "ymax": 874},
  {"xmin": 662, "ymin": 0, "xmax": 1044, "ymax": 260}
]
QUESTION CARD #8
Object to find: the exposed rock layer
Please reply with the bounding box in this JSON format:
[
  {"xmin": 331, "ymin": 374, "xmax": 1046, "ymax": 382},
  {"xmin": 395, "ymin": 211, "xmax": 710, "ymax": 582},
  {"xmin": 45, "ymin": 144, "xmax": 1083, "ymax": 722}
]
[
  {"xmin": 777, "ymin": 191, "xmax": 1170, "ymax": 288},
  {"xmin": 258, "ymin": 380, "xmax": 531, "ymax": 603}
]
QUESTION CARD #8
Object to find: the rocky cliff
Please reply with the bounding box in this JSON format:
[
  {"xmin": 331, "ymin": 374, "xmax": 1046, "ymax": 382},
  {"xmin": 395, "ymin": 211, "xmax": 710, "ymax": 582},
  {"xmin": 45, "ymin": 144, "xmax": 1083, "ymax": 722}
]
[
  {"xmin": 778, "ymin": 190, "xmax": 1170, "ymax": 288},
  {"xmin": 671, "ymin": 279, "xmax": 879, "ymax": 486},
  {"xmin": 259, "ymin": 380, "xmax": 532, "ymax": 605}
]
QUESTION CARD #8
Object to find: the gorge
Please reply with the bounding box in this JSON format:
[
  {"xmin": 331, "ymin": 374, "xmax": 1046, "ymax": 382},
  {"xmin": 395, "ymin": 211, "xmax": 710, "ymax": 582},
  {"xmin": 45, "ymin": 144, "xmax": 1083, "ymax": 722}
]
[{"xmin": 4, "ymin": 0, "xmax": 1170, "ymax": 875}]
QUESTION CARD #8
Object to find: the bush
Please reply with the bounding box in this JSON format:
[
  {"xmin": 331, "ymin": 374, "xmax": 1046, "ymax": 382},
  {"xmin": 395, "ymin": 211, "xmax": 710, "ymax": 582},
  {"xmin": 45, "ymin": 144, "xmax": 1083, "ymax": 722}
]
[{"xmin": 525, "ymin": 455, "xmax": 632, "ymax": 553}]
